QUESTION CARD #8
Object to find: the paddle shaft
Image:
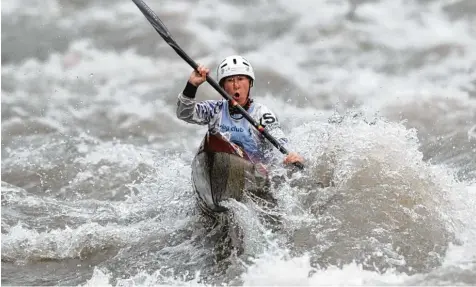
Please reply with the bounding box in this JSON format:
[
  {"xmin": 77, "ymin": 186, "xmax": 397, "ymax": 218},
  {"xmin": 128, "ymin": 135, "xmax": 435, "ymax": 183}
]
[{"xmin": 131, "ymin": 0, "xmax": 304, "ymax": 170}]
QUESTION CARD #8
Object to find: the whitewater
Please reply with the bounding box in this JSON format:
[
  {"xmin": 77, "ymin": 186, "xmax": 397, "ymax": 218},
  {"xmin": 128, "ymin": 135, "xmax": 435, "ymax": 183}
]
[{"xmin": 2, "ymin": 0, "xmax": 475, "ymax": 285}]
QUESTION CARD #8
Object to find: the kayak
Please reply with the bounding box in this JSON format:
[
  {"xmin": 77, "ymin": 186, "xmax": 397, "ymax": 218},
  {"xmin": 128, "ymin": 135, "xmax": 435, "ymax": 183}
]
[{"xmin": 191, "ymin": 132, "xmax": 270, "ymax": 216}]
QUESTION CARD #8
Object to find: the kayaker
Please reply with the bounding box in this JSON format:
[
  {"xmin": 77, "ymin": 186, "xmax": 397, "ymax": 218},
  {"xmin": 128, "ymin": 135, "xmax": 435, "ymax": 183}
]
[{"xmin": 176, "ymin": 55, "xmax": 304, "ymax": 166}]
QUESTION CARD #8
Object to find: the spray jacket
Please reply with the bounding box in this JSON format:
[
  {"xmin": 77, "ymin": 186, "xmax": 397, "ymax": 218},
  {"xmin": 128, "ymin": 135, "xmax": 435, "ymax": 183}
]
[{"xmin": 176, "ymin": 82, "xmax": 289, "ymax": 163}]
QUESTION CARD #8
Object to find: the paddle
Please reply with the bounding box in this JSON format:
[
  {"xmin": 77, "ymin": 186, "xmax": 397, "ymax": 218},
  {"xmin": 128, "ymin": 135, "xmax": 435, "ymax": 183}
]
[{"xmin": 131, "ymin": 0, "xmax": 304, "ymax": 170}]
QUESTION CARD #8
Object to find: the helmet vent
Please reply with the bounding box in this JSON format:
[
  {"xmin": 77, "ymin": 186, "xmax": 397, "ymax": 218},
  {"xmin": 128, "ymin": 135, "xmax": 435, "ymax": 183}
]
[
  {"xmin": 233, "ymin": 58, "xmax": 237, "ymax": 64},
  {"xmin": 220, "ymin": 63, "xmax": 228, "ymax": 68},
  {"xmin": 242, "ymin": 61, "xmax": 249, "ymax": 66}
]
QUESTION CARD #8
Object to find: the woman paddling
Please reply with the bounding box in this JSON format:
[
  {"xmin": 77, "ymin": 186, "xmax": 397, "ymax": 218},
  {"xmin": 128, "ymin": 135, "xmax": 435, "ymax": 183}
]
[{"xmin": 176, "ymin": 55, "xmax": 304, "ymax": 166}]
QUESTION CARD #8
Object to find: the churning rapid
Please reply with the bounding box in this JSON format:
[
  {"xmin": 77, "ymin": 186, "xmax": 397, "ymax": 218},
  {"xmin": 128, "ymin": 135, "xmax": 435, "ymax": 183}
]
[{"xmin": 2, "ymin": 0, "xmax": 476, "ymax": 286}]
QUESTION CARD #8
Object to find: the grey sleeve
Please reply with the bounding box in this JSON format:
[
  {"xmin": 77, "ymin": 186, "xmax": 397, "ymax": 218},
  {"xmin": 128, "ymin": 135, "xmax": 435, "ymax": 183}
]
[
  {"xmin": 176, "ymin": 93, "xmax": 220, "ymax": 125},
  {"xmin": 257, "ymin": 106, "xmax": 290, "ymax": 157},
  {"xmin": 259, "ymin": 108, "xmax": 288, "ymax": 145}
]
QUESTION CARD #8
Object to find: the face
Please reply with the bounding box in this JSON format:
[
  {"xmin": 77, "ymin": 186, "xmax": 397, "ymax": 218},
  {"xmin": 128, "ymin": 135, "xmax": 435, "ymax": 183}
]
[{"xmin": 222, "ymin": 75, "xmax": 251, "ymax": 106}]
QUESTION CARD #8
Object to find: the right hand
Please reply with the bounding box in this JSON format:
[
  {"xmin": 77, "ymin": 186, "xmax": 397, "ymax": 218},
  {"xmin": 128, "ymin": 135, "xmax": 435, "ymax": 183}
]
[
  {"xmin": 283, "ymin": 152, "xmax": 304, "ymax": 165},
  {"xmin": 188, "ymin": 64, "xmax": 209, "ymax": 87}
]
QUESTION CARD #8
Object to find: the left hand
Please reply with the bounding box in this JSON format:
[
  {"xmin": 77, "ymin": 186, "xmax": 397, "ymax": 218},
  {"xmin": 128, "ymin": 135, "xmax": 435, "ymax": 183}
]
[{"xmin": 283, "ymin": 152, "xmax": 304, "ymax": 165}]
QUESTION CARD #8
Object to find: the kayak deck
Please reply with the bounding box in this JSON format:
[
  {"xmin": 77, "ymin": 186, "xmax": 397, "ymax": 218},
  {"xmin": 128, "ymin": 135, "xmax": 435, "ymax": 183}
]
[{"xmin": 191, "ymin": 132, "xmax": 270, "ymax": 215}]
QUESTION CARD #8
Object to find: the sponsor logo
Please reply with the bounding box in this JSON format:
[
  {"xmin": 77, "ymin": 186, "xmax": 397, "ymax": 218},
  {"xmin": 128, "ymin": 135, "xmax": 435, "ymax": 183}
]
[
  {"xmin": 220, "ymin": 125, "xmax": 244, "ymax": 133},
  {"xmin": 259, "ymin": 113, "xmax": 276, "ymax": 125}
]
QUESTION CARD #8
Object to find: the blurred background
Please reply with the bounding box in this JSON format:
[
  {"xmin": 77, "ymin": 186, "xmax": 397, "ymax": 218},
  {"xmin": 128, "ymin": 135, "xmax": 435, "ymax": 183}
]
[{"xmin": 2, "ymin": 0, "xmax": 476, "ymax": 286}]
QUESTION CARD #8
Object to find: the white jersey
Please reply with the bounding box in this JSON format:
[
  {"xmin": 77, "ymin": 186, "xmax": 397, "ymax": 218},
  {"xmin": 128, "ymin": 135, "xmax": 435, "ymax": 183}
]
[{"xmin": 176, "ymin": 93, "xmax": 289, "ymax": 162}]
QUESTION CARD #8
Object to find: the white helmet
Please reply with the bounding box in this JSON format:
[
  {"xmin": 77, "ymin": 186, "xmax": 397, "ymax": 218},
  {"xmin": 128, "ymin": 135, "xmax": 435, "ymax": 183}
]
[{"xmin": 216, "ymin": 55, "xmax": 255, "ymax": 86}]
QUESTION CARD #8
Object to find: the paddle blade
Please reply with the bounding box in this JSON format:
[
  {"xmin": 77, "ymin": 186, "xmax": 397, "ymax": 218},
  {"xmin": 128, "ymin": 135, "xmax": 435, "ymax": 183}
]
[
  {"xmin": 131, "ymin": 0, "xmax": 172, "ymax": 39},
  {"xmin": 131, "ymin": 0, "xmax": 197, "ymax": 69}
]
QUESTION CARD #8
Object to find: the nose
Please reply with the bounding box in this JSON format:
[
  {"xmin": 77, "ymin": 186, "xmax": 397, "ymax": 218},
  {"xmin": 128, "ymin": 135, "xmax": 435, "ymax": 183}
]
[{"xmin": 232, "ymin": 78, "xmax": 240, "ymax": 89}]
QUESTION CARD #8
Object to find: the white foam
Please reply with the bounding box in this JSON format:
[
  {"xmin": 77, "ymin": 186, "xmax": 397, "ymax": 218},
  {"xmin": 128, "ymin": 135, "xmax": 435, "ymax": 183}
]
[
  {"xmin": 83, "ymin": 267, "xmax": 206, "ymax": 287},
  {"xmin": 1, "ymin": 222, "xmax": 143, "ymax": 262},
  {"xmin": 241, "ymin": 250, "xmax": 409, "ymax": 286}
]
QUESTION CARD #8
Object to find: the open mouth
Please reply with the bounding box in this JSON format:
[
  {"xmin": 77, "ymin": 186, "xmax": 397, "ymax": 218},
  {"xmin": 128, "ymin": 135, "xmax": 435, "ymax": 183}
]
[{"xmin": 233, "ymin": 92, "xmax": 240, "ymax": 99}]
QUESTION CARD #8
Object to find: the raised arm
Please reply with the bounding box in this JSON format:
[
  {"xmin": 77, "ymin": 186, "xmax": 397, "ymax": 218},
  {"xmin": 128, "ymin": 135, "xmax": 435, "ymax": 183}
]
[
  {"xmin": 176, "ymin": 82, "xmax": 221, "ymax": 125},
  {"xmin": 176, "ymin": 64, "xmax": 220, "ymax": 125}
]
